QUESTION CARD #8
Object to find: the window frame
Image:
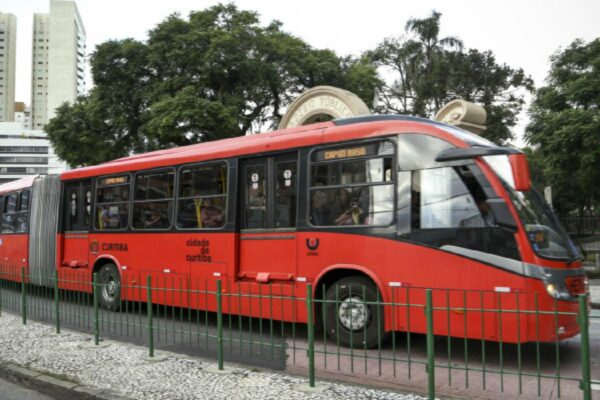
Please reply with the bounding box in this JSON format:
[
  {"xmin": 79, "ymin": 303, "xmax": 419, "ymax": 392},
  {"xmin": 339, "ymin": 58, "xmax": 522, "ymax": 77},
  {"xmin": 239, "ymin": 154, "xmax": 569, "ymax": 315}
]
[
  {"xmin": 240, "ymin": 153, "xmax": 299, "ymax": 232},
  {"xmin": 63, "ymin": 180, "xmax": 92, "ymax": 233},
  {"xmin": 272, "ymin": 157, "xmax": 299, "ymax": 230},
  {"xmin": 16, "ymin": 189, "xmax": 31, "ymax": 234},
  {"xmin": 1, "ymin": 190, "xmax": 30, "ymax": 234},
  {"xmin": 175, "ymin": 160, "xmax": 230, "ymax": 231},
  {"xmin": 416, "ymin": 166, "xmax": 489, "ymax": 230},
  {"xmin": 307, "ymin": 137, "xmax": 397, "ymax": 229},
  {"xmin": 131, "ymin": 167, "xmax": 176, "ymax": 231},
  {"xmin": 93, "ymin": 173, "xmax": 132, "ymax": 232}
]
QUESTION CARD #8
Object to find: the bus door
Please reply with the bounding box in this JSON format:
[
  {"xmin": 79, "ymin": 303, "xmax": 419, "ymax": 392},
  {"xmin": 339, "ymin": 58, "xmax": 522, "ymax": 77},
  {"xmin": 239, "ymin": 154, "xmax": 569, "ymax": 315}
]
[
  {"xmin": 238, "ymin": 154, "xmax": 298, "ymax": 284},
  {"xmin": 61, "ymin": 180, "xmax": 93, "ymax": 270}
]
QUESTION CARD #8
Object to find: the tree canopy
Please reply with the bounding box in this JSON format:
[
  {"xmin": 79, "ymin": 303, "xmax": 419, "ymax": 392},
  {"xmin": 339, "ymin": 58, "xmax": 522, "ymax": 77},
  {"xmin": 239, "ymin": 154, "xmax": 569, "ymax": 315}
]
[
  {"xmin": 47, "ymin": 4, "xmax": 380, "ymax": 166},
  {"xmin": 368, "ymin": 11, "xmax": 533, "ymax": 144},
  {"xmin": 525, "ymin": 38, "xmax": 600, "ymax": 219},
  {"xmin": 48, "ymin": 6, "xmax": 535, "ymax": 167}
]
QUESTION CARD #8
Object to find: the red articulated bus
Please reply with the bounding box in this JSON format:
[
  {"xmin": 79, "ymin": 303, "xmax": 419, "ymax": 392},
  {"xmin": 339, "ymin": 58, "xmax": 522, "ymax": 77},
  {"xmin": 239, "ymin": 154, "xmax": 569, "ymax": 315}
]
[{"xmin": 0, "ymin": 115, "xmax": 588, "ymax": 348}]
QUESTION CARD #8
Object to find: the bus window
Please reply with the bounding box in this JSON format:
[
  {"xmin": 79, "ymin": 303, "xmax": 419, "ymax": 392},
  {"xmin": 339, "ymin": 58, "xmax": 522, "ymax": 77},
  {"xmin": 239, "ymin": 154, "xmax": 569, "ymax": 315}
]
[
  {"xmin": 244, "ymin": 165, "xmax": 267, "ymax": 229},
  {"xmin": 132, "ymin": 170, "xmax": 174, "ymax": 230},
  {"xmin": 176, "ymin": 163, "xmax": 227, "ymax": 229},
  {"xmin": 19, "ymin": 190, "xmax": 30, "ymax": 211},
  {"xmin": 67, "ymin": 186, "xmax": 79, "ymax": 229},
  {"xmin": 309, "ymin": 141, "xmax": 394, "ymax": 227},
  {"xmin": 397, "ymin": 171, "xmax": 412, "ymax": 235},
  {"xmin": 95, "ymin": 175, "xmax": 130, "ymax": 230},
  {"xmin": 410, "ymin": 165, "xmax": 520, "ymax": 260},
  {"xmin": 2, "ymin": 192, "xmax": 18, "ymax": 233},
  {"xmin": 64, "ymin": 181, "xmax": 93, "ymax": 231},
  {"xmin": 83, "ymin": 184, "xmax": 92, "ymax": 228},
  {"xmin": 274, "ymin": 161, "xmax": 297, "ymax": 228},
  {"xmin": 16, "ymin": 190, "xmax": 30, "ymax": 233},
  {"xmin": 419, "ymin": 167, "xmax": 486, "ymax": 229}
]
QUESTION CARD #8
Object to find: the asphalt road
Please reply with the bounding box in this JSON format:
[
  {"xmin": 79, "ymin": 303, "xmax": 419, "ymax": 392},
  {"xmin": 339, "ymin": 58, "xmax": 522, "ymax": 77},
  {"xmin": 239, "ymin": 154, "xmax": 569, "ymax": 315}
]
[
  {"xmin": 0, "ymin": 370, "xmax": 96, "ymax": 400},
  {"xmin": 0, "ymin": 376, "xmax": 54, "ymax": 400}
]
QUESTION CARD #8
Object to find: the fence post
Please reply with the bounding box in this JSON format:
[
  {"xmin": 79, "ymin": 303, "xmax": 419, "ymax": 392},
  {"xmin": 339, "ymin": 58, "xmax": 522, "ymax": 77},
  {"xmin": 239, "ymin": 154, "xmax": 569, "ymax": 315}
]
[
  {"xmin": 146, "ymin": 275, "xmax": 154, "ymax": 358},
  {"xmin": 426, "ymin": 289, "xmax": 435, "ymax": 400},
  {"xmin": 21, "ymin": 267, "xmax": 26, "ymax": 325},
  {"xmin": 306, "ymin": 283, "xmax": 315, "ymax": 388},
  {"xmin": 54, "ymin": 270, "xmax": 60, "ymax": 334},
  {"xmin": 93, "ymin": 272, "xmax": 99, "ymax": 346},
  {"xmin": 578, "ymin": 294, "xmax": 591, "ymax": 400},
  {"xmin": 216, "ymin": 279, "xmax": 223, "ymax": 370}
]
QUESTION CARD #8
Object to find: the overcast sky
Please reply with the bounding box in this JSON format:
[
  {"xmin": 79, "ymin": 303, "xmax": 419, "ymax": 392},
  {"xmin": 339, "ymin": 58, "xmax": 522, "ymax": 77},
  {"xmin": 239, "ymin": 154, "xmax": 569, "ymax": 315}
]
[{"xmin": 4, "ymin": 0, "xmax": 600, "ymax": 142}]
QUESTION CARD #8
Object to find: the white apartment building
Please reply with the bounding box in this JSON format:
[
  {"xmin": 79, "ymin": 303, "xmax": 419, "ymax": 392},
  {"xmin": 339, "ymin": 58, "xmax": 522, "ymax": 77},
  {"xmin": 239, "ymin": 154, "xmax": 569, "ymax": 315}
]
[
  {"xmin": 14, "ymin": 102, "xmax": 31, "ymax": 129},
  {"xmin": 0, "ymin": 13, "xmax": 17, "ymax": 122},
  {"xmin": 0, "ymin": 122, "xmax": 67, "ymax": 184},
  {"xmin": 31, "ymin": 0, "xmax": 86, "ymax": 129}
]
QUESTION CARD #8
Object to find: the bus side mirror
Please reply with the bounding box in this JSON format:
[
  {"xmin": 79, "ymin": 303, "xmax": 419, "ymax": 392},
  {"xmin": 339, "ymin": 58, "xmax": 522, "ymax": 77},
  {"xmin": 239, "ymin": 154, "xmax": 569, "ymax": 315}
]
[
  {"xmin": 487, "ymin": 198, "xmax": 518, "ymax": 232},
  {"xmin": 509, "ymin": 153, "xmax": 531, "ymax": 192}
]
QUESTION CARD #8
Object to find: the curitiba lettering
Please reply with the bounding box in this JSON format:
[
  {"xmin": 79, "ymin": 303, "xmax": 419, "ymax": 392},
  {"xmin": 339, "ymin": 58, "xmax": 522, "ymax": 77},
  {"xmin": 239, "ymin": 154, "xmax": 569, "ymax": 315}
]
[
  {"xmin": 101, "ymin": 243, "xmax": 129, "ymax": 252},
  {"xmin": 186, "ymin": 238, "xmax": 212, "ymax": 262}
]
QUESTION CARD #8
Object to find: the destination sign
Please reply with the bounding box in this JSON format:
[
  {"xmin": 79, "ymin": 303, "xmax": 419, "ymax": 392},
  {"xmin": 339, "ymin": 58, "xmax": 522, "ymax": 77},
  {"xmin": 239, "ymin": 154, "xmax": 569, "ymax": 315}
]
[
  {"xmin": 99, "ymin": 176, "xmax": 129, "ymax": 186},
  {"xmin": 324, "ymin": 147, "xmax": 366, "ymax": 160},
  {"xmin": 312, "ymin": 142, "xmax": 388, "ymax": 162}
]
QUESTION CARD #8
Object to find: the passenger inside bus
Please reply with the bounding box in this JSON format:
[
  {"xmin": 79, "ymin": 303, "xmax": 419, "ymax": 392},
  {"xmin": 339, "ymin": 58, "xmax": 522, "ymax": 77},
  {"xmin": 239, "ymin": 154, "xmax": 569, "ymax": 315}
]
[
  {"xmin": 335, "ymin": 195, "xmax": 364, "ymax": 225},
  {"xmin": 331, "ymin": 189, "xmax": 351, "ymax": 225},
  {"xmin": 200, "ymin": 198, "xmax": 224, "ymax": 228},
  {"xmin": 143, "ymin": 204, "xmax": 167, "ymax": 229}
]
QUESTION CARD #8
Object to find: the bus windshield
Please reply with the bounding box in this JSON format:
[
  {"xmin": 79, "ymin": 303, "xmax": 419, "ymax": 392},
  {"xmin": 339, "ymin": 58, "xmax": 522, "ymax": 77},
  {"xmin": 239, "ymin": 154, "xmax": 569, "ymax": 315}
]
[{"xmin": 484, "ymin": 155, "xmax": 578, "ymax": 260}]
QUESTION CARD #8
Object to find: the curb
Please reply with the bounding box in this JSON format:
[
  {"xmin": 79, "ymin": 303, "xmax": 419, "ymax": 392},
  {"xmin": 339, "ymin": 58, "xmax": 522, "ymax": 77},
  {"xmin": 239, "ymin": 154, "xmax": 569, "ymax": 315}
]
[{"xmin": 0, "ymin": 362, "xmax": 133, "ymax": 400}]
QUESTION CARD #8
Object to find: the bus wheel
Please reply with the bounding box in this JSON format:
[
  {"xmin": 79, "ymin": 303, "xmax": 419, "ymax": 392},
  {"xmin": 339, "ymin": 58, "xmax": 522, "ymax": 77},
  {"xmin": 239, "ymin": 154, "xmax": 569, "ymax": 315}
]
[
  {"xmin": 97, "ymin": 264, "xmax": 121, "ymax": 311},
  {"xmin": 324, "ymin": 276, "xmax": 386, "ymax": 349}
]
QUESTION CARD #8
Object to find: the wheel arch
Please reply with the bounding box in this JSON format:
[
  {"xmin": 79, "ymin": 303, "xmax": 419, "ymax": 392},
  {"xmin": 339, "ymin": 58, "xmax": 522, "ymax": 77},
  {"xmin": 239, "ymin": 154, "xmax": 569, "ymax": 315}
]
[
  {"xmin": 313, "ymin": 264, "xmax": 388, "ymax": 303},
  {"xmin": 92, "ymin": 255, "xmax": 121, "ymax": 277}
]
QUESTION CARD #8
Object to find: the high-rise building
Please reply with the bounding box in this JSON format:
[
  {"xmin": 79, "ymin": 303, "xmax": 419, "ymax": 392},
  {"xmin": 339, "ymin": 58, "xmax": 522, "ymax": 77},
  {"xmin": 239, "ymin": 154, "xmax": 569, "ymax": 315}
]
[
  {"xmin": 0, "ymin": 13, "xmax": 17, "ymax": 123},
  {"xmin": 31, "ymin": 13, "xmax": 49, "ymax": 129},
  {"xmin": 31, "ymin": 0, "xmax": 85, "ymax": 129}
]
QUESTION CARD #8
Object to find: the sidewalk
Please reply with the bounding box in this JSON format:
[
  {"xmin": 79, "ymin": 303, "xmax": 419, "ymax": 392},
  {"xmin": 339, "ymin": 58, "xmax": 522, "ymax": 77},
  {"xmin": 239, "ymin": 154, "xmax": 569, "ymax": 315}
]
[{"xmin": 0, "ymin": 313, "xmax": 424, "ymax": 400}]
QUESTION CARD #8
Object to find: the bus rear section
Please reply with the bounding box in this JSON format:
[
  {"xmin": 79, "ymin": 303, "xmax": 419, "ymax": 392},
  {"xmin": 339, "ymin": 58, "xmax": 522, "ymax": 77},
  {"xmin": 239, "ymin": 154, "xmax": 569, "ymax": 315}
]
[{"xmin": 0, "ymin": 175, "xmax": 61, "ymax": 287}]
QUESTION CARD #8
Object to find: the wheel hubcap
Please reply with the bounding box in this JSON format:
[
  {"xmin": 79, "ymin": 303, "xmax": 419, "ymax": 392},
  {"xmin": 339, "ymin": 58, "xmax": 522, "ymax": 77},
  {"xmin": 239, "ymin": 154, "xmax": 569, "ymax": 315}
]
[
  {"xmin": 103, "ymin": 276, "xmax": 118, "ymax": 302},
  {"xmin": 338, "ymin": 296, "xmax": 370, "ymax": 331}
]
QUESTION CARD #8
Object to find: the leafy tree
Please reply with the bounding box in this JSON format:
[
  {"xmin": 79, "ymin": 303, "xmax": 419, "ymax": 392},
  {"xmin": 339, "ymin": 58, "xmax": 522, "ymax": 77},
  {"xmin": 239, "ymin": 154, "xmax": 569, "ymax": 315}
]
[
  {"xmin": 525, "ymin": 39, "xmax": 600, "ymax": 220},
  {"xmin": 46, "ymin": 3, "xmax": 380, "ymax": 166},
  {"xmin": 369, "ymin": 11, "xmax": 533, "ymax": 144},
  {"xmin": 46, "ymin": 97, "xmax": 125, "ymax": 166}
]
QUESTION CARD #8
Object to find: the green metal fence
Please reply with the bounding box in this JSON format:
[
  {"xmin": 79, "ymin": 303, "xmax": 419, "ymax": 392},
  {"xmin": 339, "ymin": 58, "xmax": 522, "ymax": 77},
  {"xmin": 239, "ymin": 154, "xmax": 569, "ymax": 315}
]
[{"xmin": 0, "ymin": 265, "xmax": 596, "ymax": 400}]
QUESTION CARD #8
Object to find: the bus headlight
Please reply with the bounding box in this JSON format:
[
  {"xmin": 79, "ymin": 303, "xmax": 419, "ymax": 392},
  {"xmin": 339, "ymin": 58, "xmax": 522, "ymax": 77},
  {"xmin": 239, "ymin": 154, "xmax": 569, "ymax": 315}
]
[
  {"xmin": 544, "ymin": 281, "xmax": 571, "ymax": 300},
  {"xmin": 546, "ymin": 283, "xmax": 557, "ymax": 298}
]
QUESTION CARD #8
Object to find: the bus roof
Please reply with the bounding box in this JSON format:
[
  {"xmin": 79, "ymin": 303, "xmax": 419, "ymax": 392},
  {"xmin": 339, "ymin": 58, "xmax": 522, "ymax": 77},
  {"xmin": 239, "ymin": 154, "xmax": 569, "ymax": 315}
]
[
  {"xmin": 60, "ymin": 115, "xmax": 484, "ymax": 181},
  {"xmin": 0, "ymin": 175, "xmax": 38, "ymax": 196}
]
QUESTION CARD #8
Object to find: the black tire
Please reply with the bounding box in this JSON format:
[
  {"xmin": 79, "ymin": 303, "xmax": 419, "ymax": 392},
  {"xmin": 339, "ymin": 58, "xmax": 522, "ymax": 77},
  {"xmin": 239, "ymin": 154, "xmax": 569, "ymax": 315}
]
[
  {"xmin": 324, "ymin": 276, "xmax": 387, "ymax": 349},
  {"xmin": 97, "ymin": 263, "xmax": 121, "ymax": 311}
]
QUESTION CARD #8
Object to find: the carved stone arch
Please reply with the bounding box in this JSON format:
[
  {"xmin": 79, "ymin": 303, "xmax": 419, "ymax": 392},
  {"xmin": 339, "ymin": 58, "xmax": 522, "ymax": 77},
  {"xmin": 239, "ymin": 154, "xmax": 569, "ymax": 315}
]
[{"xmin": 279, "ymin": 86, "xmax": 371, "ymax": 129}]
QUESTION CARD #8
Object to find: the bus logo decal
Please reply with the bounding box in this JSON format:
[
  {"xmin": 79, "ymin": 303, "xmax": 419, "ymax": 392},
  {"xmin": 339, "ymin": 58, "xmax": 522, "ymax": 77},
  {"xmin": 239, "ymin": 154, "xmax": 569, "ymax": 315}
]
[
  {"xmin": 306, "ymin": 238, "xmax": 320, "ymax": 251},
  {"xmin": 89, "ymin": 241, "xmax": 99, "ymax": 254}
]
